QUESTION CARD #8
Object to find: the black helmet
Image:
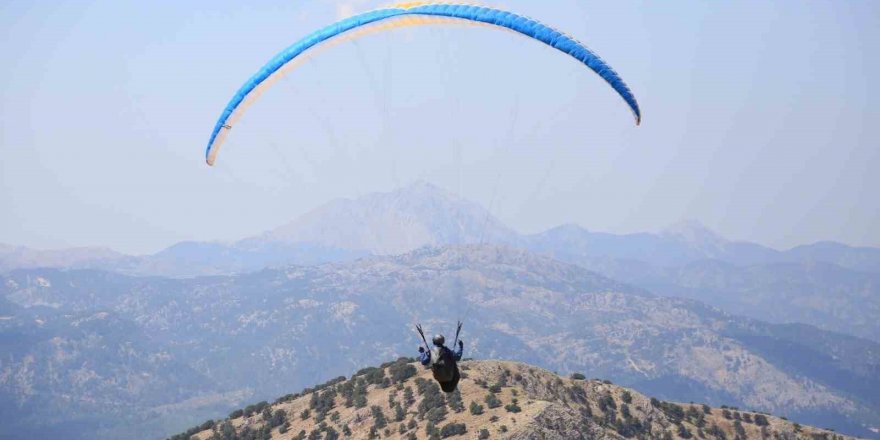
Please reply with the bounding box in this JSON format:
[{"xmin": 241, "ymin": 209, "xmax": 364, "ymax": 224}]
[{"xmin": 432, "ymin": 334, "xmax": 445, "ymax": 346}]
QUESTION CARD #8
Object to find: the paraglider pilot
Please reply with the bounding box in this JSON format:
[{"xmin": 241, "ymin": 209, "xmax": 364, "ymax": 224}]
[{"xmin": 418, "ymin": 333, "xmax": 464, "ymax": 393}]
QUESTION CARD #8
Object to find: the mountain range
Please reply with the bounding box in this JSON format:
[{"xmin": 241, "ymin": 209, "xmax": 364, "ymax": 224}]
[
  {"xmin": 2, "ymin": 245, "xmax": 879, "ymax": 439},
  {"xmin": 3, "ymin": 182, "xmax": 879, "ymax": 342},
  {"xmin": 4, "ymin": 183, "xmax": 879, "ymax": 277}
]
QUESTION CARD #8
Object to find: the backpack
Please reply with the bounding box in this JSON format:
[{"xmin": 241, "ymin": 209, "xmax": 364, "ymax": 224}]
[{"xmin": 430, "ymin": 346, "xmax": 456, "ymax": 382}]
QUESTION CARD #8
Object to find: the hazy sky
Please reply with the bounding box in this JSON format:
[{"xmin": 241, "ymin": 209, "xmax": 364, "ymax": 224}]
[{"xmin": 1, "ymin": 1, "xmax": 878, "ymax": 254}]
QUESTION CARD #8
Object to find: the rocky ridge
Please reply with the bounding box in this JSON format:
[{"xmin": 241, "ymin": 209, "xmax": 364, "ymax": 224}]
[{"xmin": 177, "ymin": 359, "xmax": 849, "ymax": 440}]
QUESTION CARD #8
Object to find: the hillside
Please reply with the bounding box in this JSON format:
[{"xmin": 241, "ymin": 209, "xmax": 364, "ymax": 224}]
[
  {"xmin": 175, "ymin": 359, "xmax": 849, "ymax": 440},
  {"xmin": 3, "ymin": 184, "xmax": 879, "ymax": 347},
  {"xmin": 499, "ymin": 223, "xmax": 880, "ymax": 343},
  {"xmin": 620, "ymin": 260, "xmax": 880, "ymax": 342},
  {"xmin": 3, "ymin": 245, "xmax": 878, "ymax": 439}
]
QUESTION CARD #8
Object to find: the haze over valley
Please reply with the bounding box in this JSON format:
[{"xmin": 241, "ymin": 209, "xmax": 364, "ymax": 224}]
[{"xmin": 3, "ymin": 184, "xmax": 879, "ymax": 439}]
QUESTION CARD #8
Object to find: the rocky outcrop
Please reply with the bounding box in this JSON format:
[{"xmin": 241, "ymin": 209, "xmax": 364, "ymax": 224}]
[{"xmin": 179, "ymin": 359, "xmax": 851, "ymax": 440}]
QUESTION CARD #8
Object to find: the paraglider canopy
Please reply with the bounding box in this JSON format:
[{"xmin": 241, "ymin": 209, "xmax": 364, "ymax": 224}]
[{"xmin": 204, "ymin": 3, "xmax": 641, "ymax": 166}]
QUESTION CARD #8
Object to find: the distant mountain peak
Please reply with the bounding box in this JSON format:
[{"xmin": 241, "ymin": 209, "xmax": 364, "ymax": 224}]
[
  {"xmin": 548, "ymin": 223, "xmax": 589, "ymax": 234},
  {"xmin": 395, "ymin": 179, "xmax": 454, "ymax": 196},
  {"xmin": 662, "ymin": 219, "xmax": 726, "ymax": 245},
  {"xmin": 252, "ymin": 183, "xmax": 518, "ymax": 255},
  {"xmin": 663, "ymin": 219, "xmax": 715, "ymax": 235}
]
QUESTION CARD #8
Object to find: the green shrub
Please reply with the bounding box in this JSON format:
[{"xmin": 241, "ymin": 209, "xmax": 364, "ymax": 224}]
[
  {"xmin": 621, "ymin": 403, "xmax": 631, "ymax": 420},
  {"xmin": 484, "ymin": 393, "xmax": 502, "ymax": 409},
  {"xmin": 404, "ymin": 386, "xmax": 415, "ymax": 407},
  {"xmin": 426, "ymin": 406, "xmax": 448, "ymax": 424},
  {"xmin": 679, "ymin": 423, "xmax": 693, "ymax": 439},
  {"xmin": 371, "ymin": 405, "xmax": 388, "ymax": 429},
  {"xmin": 598, "ymin": 394, "xmax": 617, "ymax": 413},
  {"xmin": 662, "ymin": 402, "xmax": 685, "ymax": 423},
  {"xmin": 708, "ymin": 424, "xmax": 726, "ymax": 440},
  {"xmin": 417, "ymin": 380, "xmax": 447, "ymax": 422},
  {"xmin": 440, "ymin": 422, "xmax": 467, "ymax": 437},
  {"xmin": 389, "ymin": 362, "xmax": 418, "ymax": 383},
  {"xmin": 268, "ymin": 409, "xmax": 286, "ymax": 428},
  {"xmin": 448, "ymin": 389, "xmax": 465, "ymax": 413},
  {"xmin": 504, "ymin": 398, "xmax": 522, "ymax": 413},
  {"xmin": 353, "ymin": 380, "xmax": 368, "ymax": 408},
  {"xmin": 469, "ymin": 401, "xmax": 484, "ymax": 415}
]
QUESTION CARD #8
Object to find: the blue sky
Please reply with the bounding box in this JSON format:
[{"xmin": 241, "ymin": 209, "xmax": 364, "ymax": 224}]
[{"xmin": 1, "ymin": 1, "xmax": 878, "ymax": 254}]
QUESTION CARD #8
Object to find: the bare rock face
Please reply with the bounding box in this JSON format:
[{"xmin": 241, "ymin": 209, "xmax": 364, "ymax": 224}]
[
  {"xmin": 180, "ymin": 359, "xmax": 851, "ymax": 440},
  {"xmin": 506, "ymin": 402, "xmax": 613, "ymax": 440}
]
